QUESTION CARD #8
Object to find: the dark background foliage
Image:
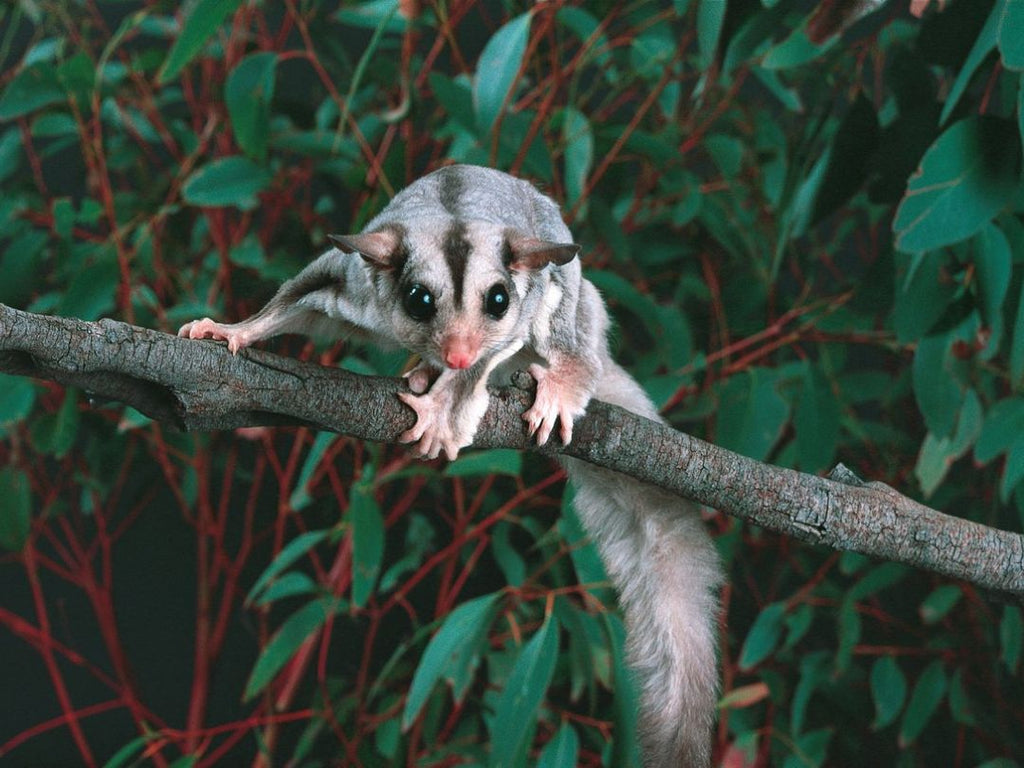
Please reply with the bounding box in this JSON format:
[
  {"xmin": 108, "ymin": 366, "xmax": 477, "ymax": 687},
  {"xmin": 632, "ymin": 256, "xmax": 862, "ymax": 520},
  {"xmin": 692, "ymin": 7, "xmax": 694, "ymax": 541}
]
[{"xmin": 0, "ymin": 0, "xmax": 1022, "ymax": 766}]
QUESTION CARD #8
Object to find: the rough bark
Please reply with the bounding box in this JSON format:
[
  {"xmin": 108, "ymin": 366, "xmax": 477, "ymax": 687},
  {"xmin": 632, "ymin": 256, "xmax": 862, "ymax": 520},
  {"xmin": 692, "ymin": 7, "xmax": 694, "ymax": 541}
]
[{"xmin": 2, "ymin": 303, "xmax": 1021, "ymax": 600}]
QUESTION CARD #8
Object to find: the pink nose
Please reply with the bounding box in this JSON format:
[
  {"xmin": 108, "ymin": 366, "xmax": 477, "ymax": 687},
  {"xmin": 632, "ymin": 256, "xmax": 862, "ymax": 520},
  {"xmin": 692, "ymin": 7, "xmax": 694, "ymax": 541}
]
[{"xmin": 444, "ymin": 350, "xmax": 475, "ymax": 369}]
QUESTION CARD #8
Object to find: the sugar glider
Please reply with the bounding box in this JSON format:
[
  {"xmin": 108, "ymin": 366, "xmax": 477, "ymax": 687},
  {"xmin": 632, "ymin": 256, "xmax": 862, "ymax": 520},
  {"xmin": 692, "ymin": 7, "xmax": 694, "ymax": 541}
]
[{"xmin": 179, "ymin": 164, "xmax": 722, "ymax": 767}]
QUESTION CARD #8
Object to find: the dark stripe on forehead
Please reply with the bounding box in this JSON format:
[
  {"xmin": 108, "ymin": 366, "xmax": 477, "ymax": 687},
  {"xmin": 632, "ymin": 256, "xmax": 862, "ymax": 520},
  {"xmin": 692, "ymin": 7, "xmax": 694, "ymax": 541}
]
[
  {"xmin": 443, "ymin": 222, "xmax": 471, "ymax": 308},
  {"xmin": 437, "ymin": 168, "xmax": 465, "ymax": 216}
]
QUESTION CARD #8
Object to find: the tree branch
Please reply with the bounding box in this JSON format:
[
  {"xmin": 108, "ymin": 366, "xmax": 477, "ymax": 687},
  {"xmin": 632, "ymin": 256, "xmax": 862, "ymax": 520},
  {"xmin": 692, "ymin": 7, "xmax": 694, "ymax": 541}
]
[{"xmin": 2, "ymin": 303, "xmax": 1021, "ymax": 600}]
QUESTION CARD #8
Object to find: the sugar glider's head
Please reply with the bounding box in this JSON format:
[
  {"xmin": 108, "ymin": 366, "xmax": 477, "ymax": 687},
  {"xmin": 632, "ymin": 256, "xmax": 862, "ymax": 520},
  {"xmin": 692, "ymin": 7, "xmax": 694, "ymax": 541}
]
[{"xmin": 329, "ymin": 221, "xmax": 578, "ymax": 370}]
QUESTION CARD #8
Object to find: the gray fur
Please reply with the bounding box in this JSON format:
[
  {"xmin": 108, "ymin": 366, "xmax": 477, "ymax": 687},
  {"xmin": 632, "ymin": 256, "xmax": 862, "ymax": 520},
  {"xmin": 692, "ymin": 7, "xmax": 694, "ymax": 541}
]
[{"xmin": 179, "ymin": 165, "xmax": 722, "ymax": 766}]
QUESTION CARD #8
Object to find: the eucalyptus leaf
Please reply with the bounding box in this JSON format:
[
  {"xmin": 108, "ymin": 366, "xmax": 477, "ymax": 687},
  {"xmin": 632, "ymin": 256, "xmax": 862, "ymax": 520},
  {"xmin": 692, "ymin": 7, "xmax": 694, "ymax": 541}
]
[
  {"xmin": 403, "ymin": 592, "xmax": 500, "ymax": 728},
  {"xmin": 490, "ymin": 612, "xmax": 560, "ymax": 768},
  {"xmin": 738, "ymin": 602, "xmax": 786, "ymax": 670},
  {"xmin": 0, "ymin": 467, "xmax": 31, "ymax": 552},
  {"xmin": 226, "ymin": 52, "xmax": 277, "ymax": 161},
  {"xmin": 0, "ymin": 63, "xmax": 64, "ymax": 120},
  {"xmin": 998, "ymin": 0, "xmax": 1024, "ymax": 70},
  {"xmin": 893, "ymin": 117, "xmax": 1021, "ymax": 254},
  {"xmin": 350, "ymin": 484, "xmax": 385, "ymax": 608},
  {"xmin": 899, "ymin": 660, "xmax": 947, "ymax": 746},
  {"xmin": 537, "ymin": 722, "xmax": 580, "ymax": 768},
  {"xmin": 181, "ymin": 156, "xmax": 272, "ymax": 210},
  {"xmin": 474, "ymin": 13, "xmax": 532, "ymax": 135},
  {"xmin": 243, "ymin": 597, "xmax": 338, "ymax": 701},
  {"xmin": 870, "ymin": 656, "xmax": 907, "ymax": 730},
  {"xmin": 159, "ymin": 0, "xmax": 245, "ymax": 83}
]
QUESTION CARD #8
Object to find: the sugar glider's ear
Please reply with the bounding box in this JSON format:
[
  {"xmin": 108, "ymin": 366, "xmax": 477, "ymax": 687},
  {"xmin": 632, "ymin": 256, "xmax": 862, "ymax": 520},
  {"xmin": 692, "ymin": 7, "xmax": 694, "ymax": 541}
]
[
  {"xmin": 505, "ymin": 231, "xmax": 581, "ymax": 271},
  {"xmin": 328, "ymin": 227, "xmax": 403, "ymax": 269}
]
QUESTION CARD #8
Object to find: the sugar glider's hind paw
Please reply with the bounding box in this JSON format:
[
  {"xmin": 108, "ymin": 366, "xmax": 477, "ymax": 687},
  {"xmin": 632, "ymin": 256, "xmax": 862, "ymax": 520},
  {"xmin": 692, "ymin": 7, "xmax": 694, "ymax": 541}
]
[{"xmin": 178, "ymin": 318, "xmax": 252, "ymax": 354}]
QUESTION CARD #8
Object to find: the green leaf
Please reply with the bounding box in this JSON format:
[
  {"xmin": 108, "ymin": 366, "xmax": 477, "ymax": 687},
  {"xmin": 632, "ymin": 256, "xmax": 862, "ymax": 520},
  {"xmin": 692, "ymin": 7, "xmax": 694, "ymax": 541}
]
[
  {"xmin": 101, "ymin": 734, "xmax": 156, "ymax": 768},
  {"xmin": 998, "ymin": 0, "xmax": 1024, "ymax": 70},
  {"xmin": 0, "ymin": 230, "xmax": 47, "ymax": 310},
  {"xmin": 975, "ymin": 222, "xmax": 1012, "ymax": 336},
  {"xmin": 474, "ymin": 12, "xmax": 532, "ymax": 135},
  {"xmin": 245, "ymin": 530, "xmax": 330, "ymax": 605},
  {"xmin": 976, "ymin": 397, "xmax": 1024, "ymax": 463},
  {"xmin": 491, "ymin": 521, "xmax": 526, "ymax": 587},
  {"xmin": 893, "ymin": 252, "xmax": 957, "ymax": 343},
  {"xmin": 490, "ymin": 612, "xmax": 560, "ymax": 768},
  {"xmin": 782, "ymin": 603, "xmax": 814, "ymax": 651},
  {"xmin": 605, "ymin": 614, "xmax": 642, "ymax": 768},
  {"xmin": 335, "ymin": 0, "xmax": 407, "ymax": 32},
  {"xmin": 403, "ymin": 592, "xmax": 500, "ymax": 728},
  {"xmin": 0, "ymin": 466, "xmax": 31, "ymax": 552},
  {"xmin": 444, "ymin": 448, "xmax": 522, "ymax": 478},
  {"xmin": 913, "ymin": 333, "xmax": 965, "ymax": 438},
  {"xmin": 556, "ymin": 7, "xmax": 617, "ymax": 83},
  {"xmin": 790, "ymin": 651, "xmax": 830, "ymax": 734},
  {"xmin": 739, "ymin": 601, "xmax": 786, "ymax": 670},
  {"xmin": 289, "ymin": 432, "xmax": 337, "ymax": 511},
  {"xmin": 835, "ymin": 599, "xmax": 861, "ymax": 672},
  {"xmin": 30, "ymin": 388, "xmax": 80, "ymax": 458},
  {"xmin": 429, "ymin": 72, "xmax": 475, "ymax": 133},
  {"xmin": 243, "ymin": 597, "xmax": 337, "ymax": 701},
  {"xmin": 587, "ymin": 270, "xmax": 664, "ymax": 340},
  {"xmin": 752, "ymin": 67, "xmax": 803, "ymax": 112},
  {"xmin": 181, "ymin": 156, "xmax": 272, "ymax": 210},
  {"xmin": 794, "ymin": 363, "xmax": 841, "ymax": 473},
  {"xmin": 1001, "ymin": 435, "xmax": 1024, "ymax": 501},
  {"xmin": 919, "ymin": 585, "xmax": 962, "ymax": 625},
  {"xmin": 696, "ymin": 0, "xmax": 727, "ymax": 70},
  {"xmin": 158, "ymin": 0, "xmax": 245, "ymax": 84},
  {"xmin": 870, "ymin": 656, "xmax": 907, "ymax": 730},
  {"xmin": 893, "ymin": 116, "xmax": 1021, "ymax": 254},
  {"xmin": 59, "ymin": 255, "xmax": 119, "ymax": 321},
  {"xmin": 940, "ymin": 3, "xmax": 998, "ymax": 125},
  {"xmin": 563, "ymin": 107, "xmax": 593, "ymax": 212},
  {"xmin": 947, "ymin": 667, "xmax": 976, "ymax": 726},
  {"xmin": 715, "ymin": 370, "xmax": 790, "ymax": 461},
  {"xmin": 898, "ymin": 660, "xmax": 947, "ymax": 746},
  {"xmin": 226, "ymin": 52, "xmax": 277, "ymax": 161},
  {"xmin": 58, "ymin": 52, "xmax": 95, "ymax": 106},
  {"xmin": 350, "ymin": 484, "xmax": 385, "ymax": 608},
  {"xmin": 537, "ymin": 722, "xmax": 579, "ymax": 768},
  {"xmin": 0, "ymin": 128, "xmax": 23, "ymax": 184},
  {"xmin": 762, "ymin": 27, "xmax": 835, "ymax": 70},
  {"xmin": 0, "ymin": 374, "xmax": 36, "ymax": 433},
  {"xmin": 784, "ymin": 728, "xmax": 832, "ymax": 768},
  {"xmin": 849, "ymin": 562, "xmax": 908, "ymax": 602},
  {"xmin": 251, "ymin": 572, "xmax": 319, "ymax": 607},
  {"xmin": 0, "ymin": 63, "xmax": 64, "ymax": 120},
  {"xmin": 558, "ymin": 487, "xmax": 611, "ymax": 599},
  {"xmin": 914, "ymin": 389, "xmax": 982, "ymax": 495}
]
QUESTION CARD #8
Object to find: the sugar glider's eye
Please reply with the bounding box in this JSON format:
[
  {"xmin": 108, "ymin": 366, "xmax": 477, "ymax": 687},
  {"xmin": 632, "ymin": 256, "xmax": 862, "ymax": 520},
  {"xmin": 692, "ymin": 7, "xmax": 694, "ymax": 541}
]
[
  {"xmin": 485, "ymin": 284, "xmax": 510, "ymax": 319},
  {"xmin": 403, "ymin": 284, "xmax": 436, "ymax": 321}
]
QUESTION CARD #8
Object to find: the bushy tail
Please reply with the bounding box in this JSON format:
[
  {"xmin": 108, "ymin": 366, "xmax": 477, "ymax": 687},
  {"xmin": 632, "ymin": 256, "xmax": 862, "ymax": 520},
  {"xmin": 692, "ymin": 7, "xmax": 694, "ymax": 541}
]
[{"xmin": 563, "ymin": 362, "xmax": 722, "ymax": 767}]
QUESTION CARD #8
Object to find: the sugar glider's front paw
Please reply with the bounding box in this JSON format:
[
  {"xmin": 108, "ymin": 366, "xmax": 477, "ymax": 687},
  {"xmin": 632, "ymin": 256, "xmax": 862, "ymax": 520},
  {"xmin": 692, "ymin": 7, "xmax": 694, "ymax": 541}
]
[
  {"xmin": 523, "ymin": 363, "xmax": 592, "ymax": 446},
  {"xmin": 179, "ymin": 318, "xmax": 251, "ymax": 354},
  {"xmin": 397, "ymin": 387, "xmax": 474, "ymax": 461}
]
